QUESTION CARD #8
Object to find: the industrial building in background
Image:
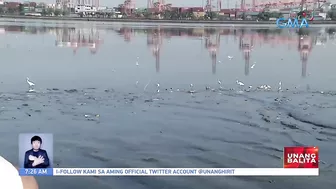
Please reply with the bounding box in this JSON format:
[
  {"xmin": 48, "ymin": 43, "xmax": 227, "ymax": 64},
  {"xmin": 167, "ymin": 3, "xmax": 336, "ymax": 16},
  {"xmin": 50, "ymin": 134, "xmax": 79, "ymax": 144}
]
[{"xmin": 0, "ymin": 0, "xmax": 334, "ymax": 20}]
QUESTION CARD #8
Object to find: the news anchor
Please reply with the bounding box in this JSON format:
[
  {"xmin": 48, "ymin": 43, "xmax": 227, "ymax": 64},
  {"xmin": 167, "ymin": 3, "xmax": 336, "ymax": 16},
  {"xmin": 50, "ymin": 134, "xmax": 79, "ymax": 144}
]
[{"xmin": 24, "ymin": 135, "xmax": 50, "ymax": 168}]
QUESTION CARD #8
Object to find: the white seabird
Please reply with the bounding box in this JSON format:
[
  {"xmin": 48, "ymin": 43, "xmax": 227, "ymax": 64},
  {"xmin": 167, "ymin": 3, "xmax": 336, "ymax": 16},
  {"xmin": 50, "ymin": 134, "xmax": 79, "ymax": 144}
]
[
  {"xmin": 26, "ymin": 77, "xmax": 35, "ymax": 87},
  {"xmin": 236, "ymin": 80, "xmax": 244, "ymax": 86}
]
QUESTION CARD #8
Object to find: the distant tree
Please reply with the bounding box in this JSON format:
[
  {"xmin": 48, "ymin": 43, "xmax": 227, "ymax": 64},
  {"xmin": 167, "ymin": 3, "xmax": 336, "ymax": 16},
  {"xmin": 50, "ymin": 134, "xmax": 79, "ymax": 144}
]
[
  {"xmin": 143, "ymin": 11, "xmax": 151, "ymax": 19},
  {"xmin": 170, "ymin": 9, "xmax": 180, "ymax": 19},
  {"xmin": 240, "ymin": 12, "xmax": 246, "ymax": 19},
  {"xmin": 18, "ymin": 3, "xmax": 24, "ymax": 13},
  {"xmin": 327, "ymin": 11, "xmax": 336, "ymax": 20},
  {"xmin": 7, "ymin": 7, "xmax": 17, "ymax": 14},
  {"xmin": 163, "ymin": 10, "xmax": 172, "ymax": 19},
  {"xmin": 270, "ymin": 12, "xmax": 283, "ymax": 18},
  {"xmin": 257, "ymin": 11, "xmax": 270, "ymax": 20},
  {"xmin": 163, "ymin": 9, "xmax": 180, "ymax": 20},
  {"xmin": 2, "ymin": 7, "xmax": 7, "ymax": 14},
  {"xmin": 45, "ymin": 8, "xmax": 54, "ymax": 16},
  {"xmin": 180, "ymin": 11, "xmax": 189, "ymax": 19},
  {"xmin": 204, "ymin": 11, "xmax": 218, "ymax": 20},
  {"xmin": 54, "ymin": 9, "xmax": 61, "ymax": 16},
  {"xmin": 186, "ymin": 9, "xmax": 194, "ymax": 19},
  {"xmin": 62, "ymin": 10, "xmax": 69, "ymax": 16},
  {"xmin": 42, "ymin": 8, "xmax": 47, "ymax": 16}
]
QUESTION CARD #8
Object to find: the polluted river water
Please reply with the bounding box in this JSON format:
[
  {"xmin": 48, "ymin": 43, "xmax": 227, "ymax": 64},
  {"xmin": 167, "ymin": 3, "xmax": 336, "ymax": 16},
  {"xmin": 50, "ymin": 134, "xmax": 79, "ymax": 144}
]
[{"xmin": 0, "ymin": 20, "xmax": 336, "ymax": 189}]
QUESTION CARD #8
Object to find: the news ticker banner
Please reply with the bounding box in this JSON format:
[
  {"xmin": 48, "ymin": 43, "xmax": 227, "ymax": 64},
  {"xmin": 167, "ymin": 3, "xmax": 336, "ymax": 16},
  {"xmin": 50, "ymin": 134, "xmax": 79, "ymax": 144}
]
[
  {"xmin": 19, "ymin": 168, "xmax": 319, "ymax": 176},
  {"xmin": 19, "ymin": 146, "xmax": 319, "ymax": 177}
]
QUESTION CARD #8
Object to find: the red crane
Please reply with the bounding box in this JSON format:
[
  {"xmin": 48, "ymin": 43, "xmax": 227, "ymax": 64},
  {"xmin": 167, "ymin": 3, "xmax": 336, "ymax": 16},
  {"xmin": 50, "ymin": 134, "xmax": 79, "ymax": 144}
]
[
  {"xmin": 147, "ymin": 27, "xmax": 163, "ymax": 72},
  {"xmin": 148, "ymin": 0, "xmax": 167, "ymax": 13},
  {"xmin": 298, "ymin": 36, "xmax": 313, "ymax": 77},
  {"xmin": 122, "ymin": 0, "xmax": 135, "ymax": 16},
  {"xmin": 205, "ymin": 0, "xmax": 222, "ymax": 12},
  {"xmin": 205, "ymin": 30, "xmax": 220, "ymax": 74},
  {"xmin": 238, "ymin": 30, "xmax": 254, "ymax": 76}
]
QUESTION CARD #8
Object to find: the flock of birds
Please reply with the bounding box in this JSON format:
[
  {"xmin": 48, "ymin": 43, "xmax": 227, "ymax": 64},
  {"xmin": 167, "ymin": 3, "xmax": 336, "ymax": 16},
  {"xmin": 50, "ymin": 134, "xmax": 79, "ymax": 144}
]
[
  {"xmin": 149, "ymin": 55, "xmax": 281, "ymax": 94},
  {"xmin": 26, "ymin": 75, "xmax": 281, "ymax": 95},
  {"xmin": 153, "ymin": 79, "xmax": 282, "ymax": 94},
  {"xmin": 25, "ymin": 55, "xmax": 282, "ymax": 94}
]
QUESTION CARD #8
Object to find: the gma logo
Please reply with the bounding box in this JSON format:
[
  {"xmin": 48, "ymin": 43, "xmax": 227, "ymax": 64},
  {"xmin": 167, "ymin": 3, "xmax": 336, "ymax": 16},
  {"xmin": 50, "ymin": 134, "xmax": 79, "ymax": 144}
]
[{"xmin": 276, "ymin": 18, "xmax": 309, "ymax": 28}]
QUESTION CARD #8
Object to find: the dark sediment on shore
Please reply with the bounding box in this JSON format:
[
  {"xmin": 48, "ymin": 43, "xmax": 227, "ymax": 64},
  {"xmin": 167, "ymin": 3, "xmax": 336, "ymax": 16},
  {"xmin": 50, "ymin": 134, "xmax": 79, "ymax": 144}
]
[{"xmin": 1, "ymin": 15, "xmax": 336, "ymax": 25}]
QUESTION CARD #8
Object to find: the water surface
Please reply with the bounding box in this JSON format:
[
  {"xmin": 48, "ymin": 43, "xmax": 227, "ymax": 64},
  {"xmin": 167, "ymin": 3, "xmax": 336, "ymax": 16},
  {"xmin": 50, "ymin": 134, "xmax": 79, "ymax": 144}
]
[{"xmin": 0, "ymin": 20, "xmax": 336, "ymax": 189}]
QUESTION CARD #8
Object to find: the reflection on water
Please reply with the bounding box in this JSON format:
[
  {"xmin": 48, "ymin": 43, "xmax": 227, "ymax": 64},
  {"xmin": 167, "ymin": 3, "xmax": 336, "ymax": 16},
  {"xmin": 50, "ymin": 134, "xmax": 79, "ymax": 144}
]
[
  {"xmin": 55, "ymin": 27, "xmax": 103, "ymax": 55},
  {"xmin": 1, "ymin": 24, "xmax": 335, "ymax": 78},
  {"xmin": 1, "ymin": 22, "xmax": 336, "ymax": 189}
]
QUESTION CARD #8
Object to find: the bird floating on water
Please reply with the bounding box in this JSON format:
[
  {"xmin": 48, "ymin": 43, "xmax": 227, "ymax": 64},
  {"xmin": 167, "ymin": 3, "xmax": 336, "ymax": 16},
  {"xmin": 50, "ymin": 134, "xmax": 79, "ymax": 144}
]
[
  {"xmin": 278, "ymin": 81, "xmax": 282, "ymax": 92},
  {"xmin": 258, "ymin": 85, "xmax": 271, "ymax": 90},
  {"xmin": 236, "ymin": 80, "xmax": 244, "ymax": 86},
  {"xmin": 218, "ymin": 80, "xmax": 223, "ymax": 89},
  {"xmin": 156, "ymin": 83, "xmax": 160, "ymax": 93},
  {"xmin": 26, "ymin": 77, "xmax": 35, "ymax": 87},
  {"xmin": 135, "ymin": 57, "xmax": 139, "ymax": 66},
  {"xmin": 251, "ymin": 64, "xmax": 256, "ymax": 69},
  {"xmin": 228, "ymin": 56, "xmax": 233, "ymax": 60},
  {"xmin": 188, "ymin": 84, "xmax": 195, "ymax": 93}
]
